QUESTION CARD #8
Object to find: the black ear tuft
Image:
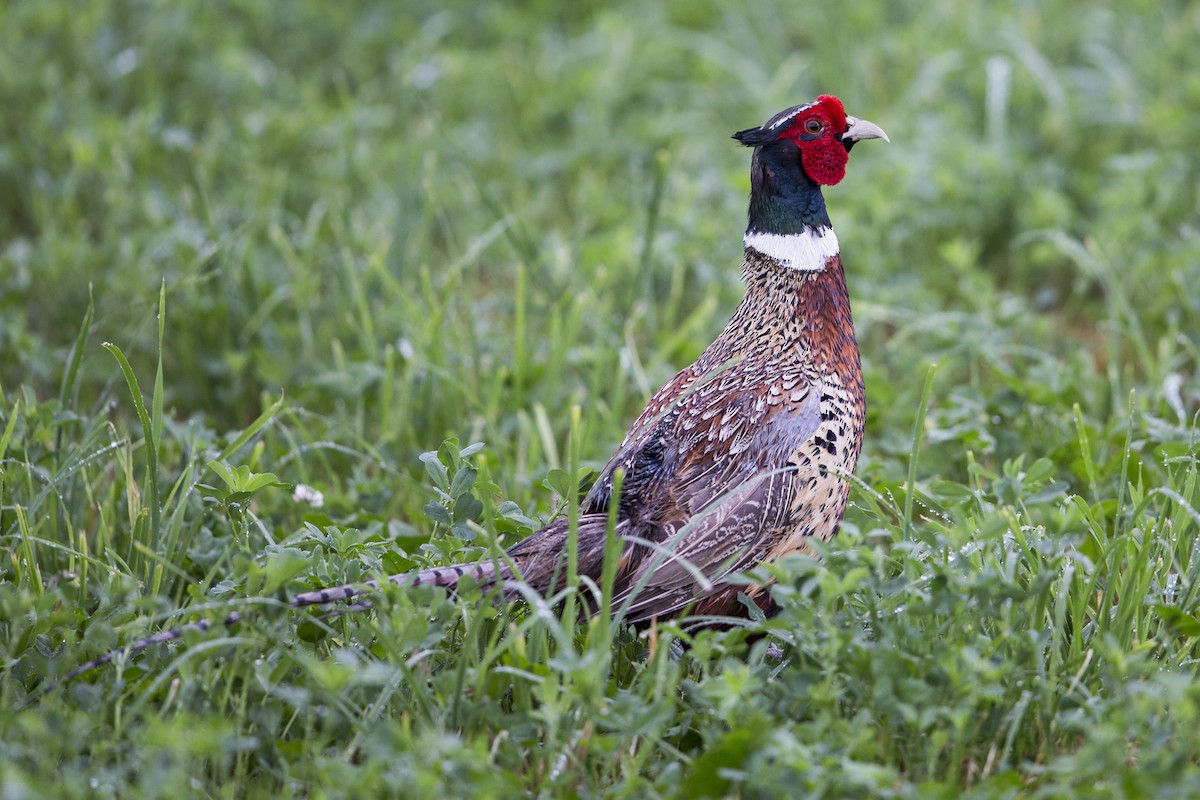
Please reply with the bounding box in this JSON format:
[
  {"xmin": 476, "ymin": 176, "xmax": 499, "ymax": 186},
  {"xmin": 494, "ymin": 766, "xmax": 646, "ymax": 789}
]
[
  {"xmin": 736, "ymin": 101, "xmax": 818, "ymax": 147},
  {"xmin": 733, "ymin": 126, "xmax": 775, "ymax": 147}
]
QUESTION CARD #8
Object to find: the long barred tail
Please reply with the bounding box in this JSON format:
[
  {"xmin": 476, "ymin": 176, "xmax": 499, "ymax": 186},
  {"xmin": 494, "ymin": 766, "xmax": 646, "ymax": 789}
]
[
  {"xmin": 64, "ymin": 612, "xmax": 243, "ymax": 682},
  {"xmin": 22, "ymin": 612, "xmax": 243, "ymax": 708},
  {"xmin": 28, "ymin": 561, "xmax": 504, "ymax": 705},
  {"xmin": 289, "ymin": 561, "xmax": 501, "ymax": 608}
]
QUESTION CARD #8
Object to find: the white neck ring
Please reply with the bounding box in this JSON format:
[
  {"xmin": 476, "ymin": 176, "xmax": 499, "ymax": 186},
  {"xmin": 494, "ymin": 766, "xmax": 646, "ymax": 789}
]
[{"xmin": 743, "ymin": 228, "xmax": 840, "ymax": 271}]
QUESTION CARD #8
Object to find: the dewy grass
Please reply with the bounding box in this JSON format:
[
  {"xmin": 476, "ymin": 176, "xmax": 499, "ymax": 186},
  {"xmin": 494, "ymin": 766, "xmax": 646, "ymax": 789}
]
[{"xmin": 2, "ymin": 0, "xmax": 1200, "ymax": 797}]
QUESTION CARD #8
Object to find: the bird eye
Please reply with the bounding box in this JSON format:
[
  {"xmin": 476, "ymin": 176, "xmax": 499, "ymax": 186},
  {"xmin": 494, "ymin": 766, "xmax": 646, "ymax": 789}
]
[{"xmin": 805, "ymin": 119, "xmax": 823, "ymax": 134}]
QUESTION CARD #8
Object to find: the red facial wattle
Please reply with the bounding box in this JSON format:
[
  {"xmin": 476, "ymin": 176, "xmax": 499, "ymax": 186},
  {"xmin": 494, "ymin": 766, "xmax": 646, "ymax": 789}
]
[{"xmin": 774, "ymin": 94, "xmax": 851, "ymax": 186}]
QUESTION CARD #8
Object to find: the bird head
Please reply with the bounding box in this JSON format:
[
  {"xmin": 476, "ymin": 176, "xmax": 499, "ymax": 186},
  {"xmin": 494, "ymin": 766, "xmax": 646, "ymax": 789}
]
[{"xmin": 733, "ymin": 95, "xmax": 888, "ymax": 186}]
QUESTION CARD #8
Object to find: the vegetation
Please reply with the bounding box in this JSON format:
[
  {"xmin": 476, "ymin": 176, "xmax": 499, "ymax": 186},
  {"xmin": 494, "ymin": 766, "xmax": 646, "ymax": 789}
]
[{"xmin": 2, "ymin": 0, "xmax": 1199, "ymax": 796}]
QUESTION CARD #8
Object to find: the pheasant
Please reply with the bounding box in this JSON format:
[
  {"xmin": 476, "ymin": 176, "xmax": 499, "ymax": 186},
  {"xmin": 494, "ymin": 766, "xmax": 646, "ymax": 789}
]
[{"xmin": 48, "ymin": 95, "xmax": 886, "ymax": 690}]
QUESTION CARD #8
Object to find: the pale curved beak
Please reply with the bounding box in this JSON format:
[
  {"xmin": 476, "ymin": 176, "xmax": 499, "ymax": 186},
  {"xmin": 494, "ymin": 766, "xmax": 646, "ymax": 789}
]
[{"xmin": 842, "ymin": 116, "xmax": 890, "ymax": 143}]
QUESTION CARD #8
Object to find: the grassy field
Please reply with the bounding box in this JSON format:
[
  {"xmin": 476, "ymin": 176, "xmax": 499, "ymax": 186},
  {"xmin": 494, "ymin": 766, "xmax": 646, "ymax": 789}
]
[{"xmin": 3, "ymin": 0, "xmax": 1200, "ymax": 796}]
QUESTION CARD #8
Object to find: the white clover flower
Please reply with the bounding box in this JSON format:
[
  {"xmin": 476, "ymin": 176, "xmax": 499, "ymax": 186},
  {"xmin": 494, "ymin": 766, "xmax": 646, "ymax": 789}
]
[{"xmin": 292, "ymin": 484, "xmax": 325, "ymax": 508}]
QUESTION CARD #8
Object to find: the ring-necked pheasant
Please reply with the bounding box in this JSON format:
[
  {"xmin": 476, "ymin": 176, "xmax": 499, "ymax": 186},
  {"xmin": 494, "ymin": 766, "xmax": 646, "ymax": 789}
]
[{"xmin": 51, "ymin": 95, "xmax": 886, "ymax": 689}]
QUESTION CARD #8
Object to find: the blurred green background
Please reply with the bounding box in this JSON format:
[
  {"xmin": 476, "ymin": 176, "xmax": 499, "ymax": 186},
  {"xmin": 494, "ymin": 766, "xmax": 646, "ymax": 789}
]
[
  {"xmin": 4, "ymin": 0, "xmax": 1196, "ymax": 476},
  {"xmin": 2, "ymin": 0, "xmax": 1200, "ymax": 796}
]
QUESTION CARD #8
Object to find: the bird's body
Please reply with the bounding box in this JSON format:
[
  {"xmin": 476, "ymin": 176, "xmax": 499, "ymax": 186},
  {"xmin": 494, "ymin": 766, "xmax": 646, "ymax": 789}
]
[
  {"xmin": 50, "ymin": 95, "xmax": 886, "ymax": 692},
  {"xmin": 566, "ymin": 242, "xmax": 863, "ymax": 621}
]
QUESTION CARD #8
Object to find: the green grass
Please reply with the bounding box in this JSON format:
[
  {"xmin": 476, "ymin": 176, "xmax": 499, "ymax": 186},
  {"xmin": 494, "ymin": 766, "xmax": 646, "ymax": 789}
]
[{"xmin": 3, "ymin": 0, "xmax": 1200, "ymax": 796}]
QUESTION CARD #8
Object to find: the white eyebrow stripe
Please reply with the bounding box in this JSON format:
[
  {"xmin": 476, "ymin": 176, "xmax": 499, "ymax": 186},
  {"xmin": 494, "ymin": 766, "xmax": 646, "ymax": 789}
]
[
  {"xmin": 765, "ymin": 101, "xmax": 818, "ymax": 131},
  {"xmin": 743, "ymin": 228, "xmax": 840, "ymax": 271}
]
